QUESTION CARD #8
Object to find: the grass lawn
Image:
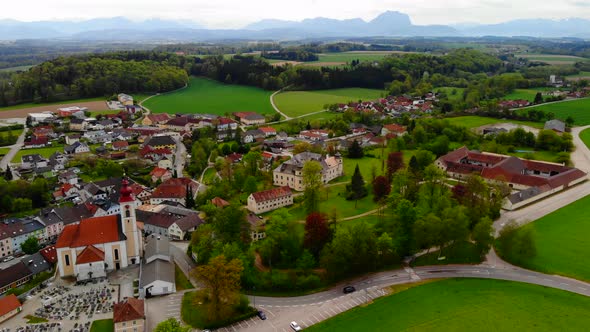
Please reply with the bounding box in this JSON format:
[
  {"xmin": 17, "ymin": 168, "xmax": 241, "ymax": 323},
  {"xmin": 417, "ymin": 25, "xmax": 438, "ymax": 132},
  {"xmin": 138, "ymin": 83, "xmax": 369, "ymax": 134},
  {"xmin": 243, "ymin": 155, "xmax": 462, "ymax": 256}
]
[
  {"xmin": 202, "ymin": 167, "xmax": 218, "ymax": 185},
  {"xmin": 340, "ymin": 149, "xmax": 416, "ymax": 183},
  {"xmin": 435, "ymin": 87, "xmax": 465, "ymax": 102},
  {"xmin": 175, "ymin": 263, "xmax": 194, "ymax": 291},
  {"xmin": 521, "ymin": 98, "xmax": 590, "ymax": 125},
  {"xmin": 580, "ymin": 128, "xmax": 590, "ymax": 149},
  {"xmin": 286, "ymin": 183, "xmax": 379, "ymax": 222},
  {"xmin": 307, "ymin": 278, "xmax": 590, "ymax": 332},
  {"xmin": 181, "ymin": 290, "xmax": 257, "ymax": 329},
  {"xmin": 0, "ymin": 147, "xmax": 10, "ymax": 156},
  {"xmin": 509, "ymin": 149, "xmax": 563, "ymax": 163},
  {"xmin": 274, "ymin": 89, "xmax": 384, "ymax": 118},
  {"xmin": 143, "ymin": 77, "xmax": 275, "ymax": 116},
  {"xmin": 90, "ymin": 319, "xmax": 114, "ymax": 332},
  {"xmin": 25, "ymin": 315, "xmax": 48, "ymax": 324},
  {"xmin": 566, "ymin": 71, "xmax": 590, "ymax": 80},
  {"xmin": 444, "ymin": 115, "xmax": 543, "ymax": 129},
  {"xmin": 11, "ymin": 145, "xmax": 65, "ymax": 163},
  {"xmin": 412, "ymin": 241, "xmax": 482, "ymax": 267},
  {"xmin": 0, "ymin": 97, "xmax": 106, "ymax": 112},
  {"xmin": 504, "ymin": 88, "xmax": 549, "ymax": 102},
  {"xmin": 496, "ymin": 194, "xmax": 590, "ymax": 282}
]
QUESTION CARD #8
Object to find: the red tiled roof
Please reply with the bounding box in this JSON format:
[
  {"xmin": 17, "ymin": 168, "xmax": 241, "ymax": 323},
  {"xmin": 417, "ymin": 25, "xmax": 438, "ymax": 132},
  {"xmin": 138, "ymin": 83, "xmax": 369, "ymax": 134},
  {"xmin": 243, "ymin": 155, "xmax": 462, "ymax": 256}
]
[
  {"xmin": 211, "ymin": 197, "xmax": 230, "ymax": 208},
  {"xmin": 40, "ymin": 245, "xmax": 57, "ymax": 264},
  {"xmin": 218, "ymin": 117, "xmax": 236, "ymax": 125},
  {"xmin": 259, "ymin": 127, "xmax": 276, "ymax": 133},
  {"xmin": 0, "ymin": 294, "xmax": 21, "ymax": 317},
  {"xmin": 76, "ymin": 245, "xmax": 105, "ymax": 264},
  {"xmin": 113, "ymin": 141, "xmax": 129, "ymax": 148},
  {"xmin": 152, "ymin": 178, "xmax": 198, "ymax": 199},
  {"xmin": 251, "ymin": 186, "xmax": 292, "ymax": 203},
  {"xmin": 56, "ymin": 215, "xmax": 122, "ymax": 248},
  {"xmin": 150, "ymin": 167, "xmax": 170, "ymax": 178},
  {"xmin": 147, "ymin": 113, "xmax": 171, "ymax": 123},
  {"xmin": 113, "ymin": 298, "xmax": 145, "ymax": 323},
  {"xmin": 440, "ymin": 146, "xmax": 469, "ymax": 164},
  {"xmin": 383, "ymin": 123, "xmax": 406, "ymax": 134},
  {"xmin": 466, "ymin": 152, "xmax": 506, "ymax": 165},
  {"xmin": 233, "ymin": 111, "xmax": 257, "ymax": 119}
]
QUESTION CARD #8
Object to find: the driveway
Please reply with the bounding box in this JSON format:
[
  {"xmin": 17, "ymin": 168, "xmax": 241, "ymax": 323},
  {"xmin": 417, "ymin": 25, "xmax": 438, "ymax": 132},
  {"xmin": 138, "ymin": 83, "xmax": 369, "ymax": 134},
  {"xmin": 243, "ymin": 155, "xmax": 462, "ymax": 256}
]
[{"xmin": 0, "ymin": 127, "xmax": 26, "ymax": 171}]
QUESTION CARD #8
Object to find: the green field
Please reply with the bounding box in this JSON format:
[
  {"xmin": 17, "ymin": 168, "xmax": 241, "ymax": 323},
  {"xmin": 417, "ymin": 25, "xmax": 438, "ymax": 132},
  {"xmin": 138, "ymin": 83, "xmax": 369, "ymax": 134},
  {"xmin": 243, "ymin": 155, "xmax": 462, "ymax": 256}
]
[
  {"xmin": 567, "ymin": 71, "xmax": 590, "ymax": 79},
  {"xmin": 313, "ymin": 52, "xmax": 397, "ymax": 64},
  {"xmin": 522, "ymin": 98, "xmax": 590, "ymax": 125},
  {"xmin": 12, "ymin": 145, "xmax": 65, "ymax": 163},
  {"xmin": 580, "ymin": 128, "xmax": 590, "ymax": 149},
  {"xmin": 435, "ymin": 87, "xmax": 465, "ymax": 102},
  {"xmin": 0, "ymin": 65, "xmax": 33, "ymax": 72},
  {"xmin": 143, "ymin": 77, "xmax": 275, "ymax": 116},
  {"xmin": 498, "ymin": 194, "xmax": 590, "ymax": 282},
  {"xmin": 444, "ymin": 116, "xmax": 543, "ymax": 129},
  {"xmin": 504, "ymin": 88, "xmax": 550, "ymax": 102},
  {"xmin": 307, "ymin": 278, "xmax": 590, "ymax": 332},
  {"xmin": 274, "ymin": 88, "xmax": 383, "ymax": 118},
  {"xmin": 517, "ymin": 54, "xmax": 589, "ymax": 64},
  {"xmin": 90, "ymin": 319, "xmax": 114, "ymax": 332}
]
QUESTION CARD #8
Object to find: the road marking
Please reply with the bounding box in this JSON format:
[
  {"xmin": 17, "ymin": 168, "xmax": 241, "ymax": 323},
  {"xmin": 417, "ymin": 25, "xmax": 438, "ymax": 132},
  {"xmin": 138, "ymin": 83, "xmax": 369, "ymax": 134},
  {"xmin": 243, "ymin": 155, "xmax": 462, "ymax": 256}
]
[
  {"xmin": 560, "ymin": 282, "xmax": 569, "ymax": 286},
  {"xmin": 578, "ymin": 287, "xmax": 588, "ymax": 291},
  {"xmin": 328, "ymin": 307, "xmax": 338, "ymax": 315}
]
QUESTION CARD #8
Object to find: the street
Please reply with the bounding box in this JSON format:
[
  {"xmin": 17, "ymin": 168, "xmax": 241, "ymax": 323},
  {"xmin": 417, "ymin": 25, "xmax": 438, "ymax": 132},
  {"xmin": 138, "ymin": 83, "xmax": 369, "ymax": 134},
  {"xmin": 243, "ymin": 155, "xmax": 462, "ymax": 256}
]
[{"xmin": 0, "ymin": 124, "xmax": 26, "ymax": 173}]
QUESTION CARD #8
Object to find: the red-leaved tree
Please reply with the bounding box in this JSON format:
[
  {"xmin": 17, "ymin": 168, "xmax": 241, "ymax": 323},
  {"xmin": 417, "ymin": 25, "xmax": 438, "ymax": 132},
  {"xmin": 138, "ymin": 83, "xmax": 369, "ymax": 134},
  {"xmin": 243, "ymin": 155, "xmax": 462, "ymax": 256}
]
[
  {"xmin": 304, "ymin": 212, "xmax": 331, "ymax": 258},
  {"xmin": 387, "ymin": 152, "xmax": 404, "ymax": 181},
  {"xmin": 372, "ymin": 175, "xmax": 391, "ymax": 202}
]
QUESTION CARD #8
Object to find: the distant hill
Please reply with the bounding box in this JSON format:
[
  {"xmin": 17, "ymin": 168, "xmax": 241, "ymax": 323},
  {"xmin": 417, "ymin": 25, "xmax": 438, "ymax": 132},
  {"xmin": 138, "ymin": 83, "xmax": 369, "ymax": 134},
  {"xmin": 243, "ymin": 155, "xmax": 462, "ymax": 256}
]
[{"xmin": 456, "ymin": 18, "xmax": 590, "ymax": 38}]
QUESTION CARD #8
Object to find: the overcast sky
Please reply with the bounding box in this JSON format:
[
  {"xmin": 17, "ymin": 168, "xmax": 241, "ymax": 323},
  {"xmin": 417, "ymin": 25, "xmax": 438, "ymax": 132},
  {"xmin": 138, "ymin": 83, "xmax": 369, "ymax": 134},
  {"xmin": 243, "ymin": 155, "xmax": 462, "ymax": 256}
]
[{"xmin": 3, "ymin": 0, "xmax": 590, "ymax": 28}]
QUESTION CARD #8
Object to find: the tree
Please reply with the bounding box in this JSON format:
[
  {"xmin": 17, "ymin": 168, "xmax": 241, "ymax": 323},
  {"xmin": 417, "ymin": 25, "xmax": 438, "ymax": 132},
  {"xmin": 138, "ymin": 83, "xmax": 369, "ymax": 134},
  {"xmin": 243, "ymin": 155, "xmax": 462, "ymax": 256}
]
[
  {"xmin": 346, "ymin": 164, "xmax": 368, "ymax": 207},
  {"xmin": 392, "ymin": 199, "xmax": 417, "ymax": 256},
  {"xmin": 496, "ymin": 221, "xmax": 536, "ymax": 264},
  {"xmin": 21, "ymin": 236, "xmax": 40, "ymax": 255},
  {"xmin": 296, "ymin": 250, "xmax": 316, "ymax": 272},
  {"xmin": 303, "ymin": 160, "xmax": 323, "ymax": 214},
  {"xmin": 372, "ymin": 175, "xmax": 390, "ymax": 202},
  {"xmin": 191, "ymin": 255, "xmax": 244, "ymax": 321},
  {"xmin": 212, "ymin": 204, "xmax": 250, "ymax": 244},
  {"xmin": 154, "ymin": 318, "xmax": 191, "ymax": 332},
  {"xmin": 386, "ymin": 152, "xmax": 404, "ymax": 181},
  {"xmin": 408, "ymin": 155, "xmax": 419, "ymax": 175},
  {"xmin": 243, "ymin": 176, "xmax": 258, "ymax": 195},
  {"xmin": 185, "ymin": 185, "xmax": 195, "ymax": 209},
  {"xmin": 304, "ymin": 212, "xmax": 331, "ymax": 258},
  {"xmin": 3, "ymin": 167, "xmax": 12, "ymax": 181},
  {"xmin": 347, "ymin": 140, "xmax": 364, "ymax": 159},
  {"xmin": 472, "ymin": 217, "xmax": 494, "ymax": 256},
  {"xmin": 565, "ymin": 116, "xmax": 575, "ymax": 127},
  {"xmin": 243, "ymin": 151, "xmax": 261, "ymax": 176},
  {"xmin": 534, "ymin": 92, "xmax": 543, "ymax": 104}
]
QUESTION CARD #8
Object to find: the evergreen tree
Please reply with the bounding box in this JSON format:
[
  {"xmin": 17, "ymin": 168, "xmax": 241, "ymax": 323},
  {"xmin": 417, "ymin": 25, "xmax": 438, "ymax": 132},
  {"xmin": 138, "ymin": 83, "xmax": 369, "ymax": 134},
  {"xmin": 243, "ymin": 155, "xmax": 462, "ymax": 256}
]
[
  {"xmin": 306, "ymin": 121, "xmax": 312, "ymax": 130},
  {"xmin": 347, "ymin": 140, "xmax": 364, "ymax": 159},
  {"xmin": 185, "ymin": 184, "xmax": 195, "ymax": 209},
  {"xmin": 4, "ymin": 167, "xmax": 12, "ymax": 181},
  {"xmin": 346, "ymin": 164, "xmax": 368, "ymax": 207},
  {"xmin": 534, "ymin": 92, "xmax": 543, "ymax": 104},
  {"xmin": 409, "ymin": 155, "xmax": 419, "ymax": 175}
]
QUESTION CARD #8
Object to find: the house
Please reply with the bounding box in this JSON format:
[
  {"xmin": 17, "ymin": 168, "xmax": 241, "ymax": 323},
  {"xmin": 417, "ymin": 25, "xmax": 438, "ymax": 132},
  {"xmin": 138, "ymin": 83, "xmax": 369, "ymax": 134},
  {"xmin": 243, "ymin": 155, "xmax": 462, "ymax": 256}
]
[
  {"xmin": 24, "ymin": 137, "xmax": 49, "ymax": 148},
  {"xmin": 142, "ymin": 113, "xmax": 171, "ymax": 126},
  {"xmin": 0, "ymin": 262, "xmax": 31, "ymax": 295},
  {"xmin": 53, "ymin": 183, "xmax": 78, "ymax": 201},
  {"xmin": 83, "ymin": 130, "xmax": 110, "ymax": 143},
  {"xmin": 144, "ymin": 135, "xmax": 176, "ymax": 150},
  {"xmin": 258, "ymin": 127, "xmax": 277, "ymax": 137},
  {"xmin": 247, "ymin": 186, "xmax": 293, "ymax": 214},
  {"xmin": 118, "ymin": 93, "xmax": 134, "ymax": 106},
  {"xmin": 0, "ymin": 294, "xmax": 21, "ymax": 323},
  {"xmin": 0, "ymin": 217, "xmax": 47, "ymax": 253},
  {"xmin": 437, "ymin": 147, "xmax": 588, "ymax": 210},
  {"xmin": 162, "ymin": 116, "xmax": 200, "ymax": 132},
  {"xmin": 55, "ymin": 179, "xmax": 142, "ymax": 280},
  {"xmin": 544, "ymin": 119, "xmax": 566, "ymax": 133},
  {"xmin": 130, "ymin": 183, "xmax": 152, "ymax": 203},
  {"xmin": 247, "ymin": 213, "xmax": 265, "ymax": 241},
  {"xmin": 234, "ymin": 112, "xmax": 266, "ymax": 125},
  {"xmin": 39, "ymin": 245, "xmax": 57, "ymax": 264},
  {"xmin": 138, "ymin": 205, "xmax": 202, "ymax": 240},
  {"xmin": 112, "ymin": 140, "xmax": 129, "ymax": 151},
  {"xmin": 242, "ymin": 129, "xmax": 265, "ymax": 144},
  {"xmin": 150, "ymin": 178, "xmax": 198, "ymax": 206},
  {"xmin": 28, "ymin": 113, "xmax": 55, "ymax": 125},
  {"xmin": 216, "ymin": 117, "xmax": 238, "ymax": 131},
  {"xmin": 37, "ymin": 204, "xmax": 98, "ymax": 242},
  {"xmin": 32, "ymin": 126, "xmax": 55, "ymax": 140},
  {"xmin": 211, "ymin": 197, "xmax": 230, "ymax": 208},
  {"xmin": 226, "ymin": 153, "xmax": 243, "ymax": 164},
  {"xmin": 113, "ymin": 298, "xmax": 145, "ymax": 332},
  {"xmin": 21, "ymin": 154, "xmax": 47, "ymax": 169},
  {"xmin": 273, "ymin": 152, "xmax": 343, "ymax": 191},
  {"xmin": 65, "ymin": 133, "xmax": 81, "ymax": 145},
  {"xmin": 140, "ymin": 236, "xmax": 175, "ymax": 297},
  {"xmin": 125, "ymin": 105, "xmax": 142, "ymax": 114},
  {"xmin": 299, "ymin": 130, "xmax": 329, "ymax": 141},
  {"xmin": 150, "ymin": 167, "xmax": 172, "ymax": 183},
  {"xmin": 139, "ymin": 146, "xmax": 174, "ymax": 163},
  {"xmin": 69, "ymin": 118, "xmax": 87, "ymax": 131},
  {"xmin": 381, "ymin": 123, "xmax": 407, "ymax": 137},
  {"xmin": 64, "ymin": 141, "xmax": 90, "ymax": 155}
]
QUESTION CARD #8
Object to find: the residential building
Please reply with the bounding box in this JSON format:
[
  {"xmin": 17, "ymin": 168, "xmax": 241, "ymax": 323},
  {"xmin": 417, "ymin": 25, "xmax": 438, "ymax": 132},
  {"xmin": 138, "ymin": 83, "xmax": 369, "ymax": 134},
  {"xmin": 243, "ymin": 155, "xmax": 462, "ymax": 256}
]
[
  {"xmin": 113, "ymin": 141, "xmax": 129, "ymax": 151},
  {"xmin": 0, "ymin": 217, "xmax": 47, "ymax": 253},
  {"xmin": 0, "ymin": 262, "xmax": 31, "ymax": 295},
  {"xmin": 247, "ymin": 213, "xmax": 266, "ymax": 241},
  {"xmin": 247, "ymin": 186, "xmax": 293, "ymax": 214},
  {"xmin": 113, "ymin": 298, "xmax": 145, "ymax": 332},
  {"xmin": 211, "ymin": 197, "xmax": 230, "ymax": 208},
  {"xmin": 118, "ymin": 93, "xmax": 134, "ymax": 106},
  {"xmin": 21, "ymin": 154, "xmax": 48, "ymax": 169},
  {"xmin": 381, "ymin": 123, "xmax": 407, "ymax": 137},
  {"xmin": 544, "ymin": 119, "xmax": 566, "ymax": 133},
  {"xmin": 150, "ymin": 178, "xmax": 198, "ymax": 206},
  {"xmin": 144, "ymin": 135, "xmax": 176, "ymax": 150},
  {"xmin": 0, "ymin": 294, "xmax": 21, "ymax": 323},
  {"xmin": 258, "ymin": 127, "xmax": 277, "ymax": 137},
  {"xmin": 216, "ymin": 117, "xmax": 238, "ymax": 131},
  {"xmin": 69, "ymin": 118, "xmax": 87, "ymax": 131},
  {"xmin": 64, "ymin": 141, "xmax": 90, "ymax": 155},
  {"xmin": 65, "ymin": 134, "xmax": 81, "ymax": 145},
  {"xmin": 234, "ymin": 112, "xmax": 266, "ymax": 125},
  {"xmin": 242, "ymin": 129, "xmax": 265, "ymax": 144},
  {"xmin": 141, "ymin": 113, "xmax": 171, "ymax": 126},
  {"xmin": 140, "ymin": 236, "xmax": 175, "ymax": 297},
  {"xmin": 150, "ymin": 167, "xmax": 172, "ymax": 183},
  {"xmin": 55, "ymin": 179, "xmax": 142, "ymax": 281},
  {"xmin": 436, "ymin": 147, "xmax": 588, "ymax": 210},
  {"xmin": 299, "ymin": 130, "xmax": 329, "ymax": 141},
  {"xmin": 137, "ymin": 206, "xmax": 203, "ymax": 240},
  {"xmin": 273, "ymin": 152, "xmax": 343, "ymax": 191}
]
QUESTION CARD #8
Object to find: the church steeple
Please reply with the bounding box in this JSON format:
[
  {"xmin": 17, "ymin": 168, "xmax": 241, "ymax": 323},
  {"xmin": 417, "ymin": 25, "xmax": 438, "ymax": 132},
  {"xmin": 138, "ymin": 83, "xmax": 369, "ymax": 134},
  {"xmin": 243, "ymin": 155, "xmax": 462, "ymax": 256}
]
[
  {"xmin": 119, "ymin": 176, "xmax": 134, "ymax": 203},
  {"xmin": 119, "ymin": 177, "xmax": 141, "ymax": 264}
]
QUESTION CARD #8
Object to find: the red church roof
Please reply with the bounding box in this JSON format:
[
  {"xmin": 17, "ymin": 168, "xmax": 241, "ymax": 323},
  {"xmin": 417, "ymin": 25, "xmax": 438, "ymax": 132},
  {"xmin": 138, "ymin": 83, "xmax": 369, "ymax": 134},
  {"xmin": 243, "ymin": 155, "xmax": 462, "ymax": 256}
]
[
  {"xmin": 56, "ymin": 215, "xmax": 123, "ymax": 248},
  {"xmin": 76, "ymin": 245, "xmax": 105, "ymax": 264},
  {"xmin": 114, "ymin": 298, "xmax": 145, "ymax": 323}
]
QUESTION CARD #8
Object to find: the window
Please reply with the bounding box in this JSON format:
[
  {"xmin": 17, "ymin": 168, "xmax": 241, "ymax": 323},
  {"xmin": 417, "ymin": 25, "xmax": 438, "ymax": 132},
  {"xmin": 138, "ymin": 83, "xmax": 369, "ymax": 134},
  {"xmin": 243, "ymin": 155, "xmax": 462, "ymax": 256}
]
[
  {"xmin": 114, "ymin": 249, "xmax": 119, "ymax": 260},
  {"xmin": 125, "ymin": 205, "xmax": 131, "ymax": 218},
  {"xmin": 65, "ymin": 254, "xmax": 70, "ymax": 266}
]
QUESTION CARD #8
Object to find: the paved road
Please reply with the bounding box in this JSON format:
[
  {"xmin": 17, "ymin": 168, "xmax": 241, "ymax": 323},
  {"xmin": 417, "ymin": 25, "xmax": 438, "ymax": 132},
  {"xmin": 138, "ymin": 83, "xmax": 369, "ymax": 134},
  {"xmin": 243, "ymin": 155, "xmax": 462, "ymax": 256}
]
[
  {"xmin": 270, "ymin": 90, "xmax": 291, "ymax": 120},
  {"xmin": 174, "ymin": 136, "xmax": 187, "ymax": 178},
  {"xmin": 493, "ymin": 125, "xmax": 590, "ymax": 234},
  {"xmin": 0, "ymin": 127, "xmax": 26, "ymax": 171}
]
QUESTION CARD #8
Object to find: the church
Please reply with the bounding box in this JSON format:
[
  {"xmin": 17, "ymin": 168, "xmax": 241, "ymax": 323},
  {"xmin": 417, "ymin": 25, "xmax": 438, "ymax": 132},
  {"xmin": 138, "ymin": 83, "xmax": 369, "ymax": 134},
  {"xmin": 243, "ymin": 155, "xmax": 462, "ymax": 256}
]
[{"xmin": 56, "ymin": 178, "xmax": 142, "ymax": 281}]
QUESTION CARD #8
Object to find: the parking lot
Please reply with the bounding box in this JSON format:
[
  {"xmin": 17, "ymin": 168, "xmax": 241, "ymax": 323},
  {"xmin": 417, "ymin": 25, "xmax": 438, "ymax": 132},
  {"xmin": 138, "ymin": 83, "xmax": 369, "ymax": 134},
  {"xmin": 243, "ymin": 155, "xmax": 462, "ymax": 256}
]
[
  {"xmin": 145, "ymin": 291, "xmax": 185, "ymax": 331},
  {"xmin": 224, "ymin": 286, "xmax": 387, "ymax": 332}
]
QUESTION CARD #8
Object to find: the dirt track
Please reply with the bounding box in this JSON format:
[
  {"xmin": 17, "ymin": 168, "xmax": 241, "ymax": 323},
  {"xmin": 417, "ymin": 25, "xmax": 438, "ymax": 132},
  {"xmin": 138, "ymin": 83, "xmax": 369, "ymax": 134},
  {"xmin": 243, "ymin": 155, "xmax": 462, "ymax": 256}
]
[{"xmin": 0, "ymin": 100, "xmax": 108, "ymax": 119}]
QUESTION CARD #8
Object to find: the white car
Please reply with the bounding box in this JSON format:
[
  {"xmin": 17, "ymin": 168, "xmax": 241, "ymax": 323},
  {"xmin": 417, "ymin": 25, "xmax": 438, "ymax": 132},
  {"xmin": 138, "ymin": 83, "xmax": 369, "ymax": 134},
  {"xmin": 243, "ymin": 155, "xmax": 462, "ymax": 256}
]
[{"xmin": 290, "ymin": 321, "xmax": 302, "ymax": 331}]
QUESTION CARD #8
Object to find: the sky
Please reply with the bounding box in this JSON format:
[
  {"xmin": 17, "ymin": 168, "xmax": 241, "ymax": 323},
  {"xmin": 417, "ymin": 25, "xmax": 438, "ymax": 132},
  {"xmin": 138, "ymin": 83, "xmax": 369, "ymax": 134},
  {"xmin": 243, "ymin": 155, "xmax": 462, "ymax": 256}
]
[{"xmin": 2, "ymin": 0, "xmax": 590, "ymax": 28}]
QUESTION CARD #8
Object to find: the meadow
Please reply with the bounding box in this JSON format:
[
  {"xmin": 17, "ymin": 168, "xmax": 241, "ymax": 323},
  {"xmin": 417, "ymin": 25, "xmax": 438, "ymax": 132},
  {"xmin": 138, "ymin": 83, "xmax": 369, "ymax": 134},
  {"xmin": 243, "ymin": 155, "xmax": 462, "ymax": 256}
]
[
  {"xmin": 566, "ymin": 71, "xmax": 590, "ymax": 80},
  {"xmin": 274, "ymin": 88, "xmax": 383, "ymax": 118},
  {"xmin": 307, "ymin": 278, "xmax": 590, "ymax": 332},
  {"xmin": 12, "ymin": 145, "xmax": 65, "ymax": 163},
  {"xmin": 444, "ymin": 116, "xmax": 543, "ymax": 129},
  {"xmin": 521, "ymin": 98, "xmax": 590, "ymax": 125},
  {"xmin": 435, "ymin": 87, "xmax": 465, "ymax": 102},
  {"xmin": 497, "ymin": 194, "xmax": 590, "ymax": 282},
  {"xmin": 580, "ymin": 128, "xmax": 590, "ymax": 149},
  {"xmin": 143, "ymin": 77, "xmax": 275, "ymax": 116},
  {"xmin": 503, "ymin": 88, "xmax": 550, "ymax": 102},
  {"xmin": 516, "ymin": 53, "xmax": 589, "ymax": 65}
]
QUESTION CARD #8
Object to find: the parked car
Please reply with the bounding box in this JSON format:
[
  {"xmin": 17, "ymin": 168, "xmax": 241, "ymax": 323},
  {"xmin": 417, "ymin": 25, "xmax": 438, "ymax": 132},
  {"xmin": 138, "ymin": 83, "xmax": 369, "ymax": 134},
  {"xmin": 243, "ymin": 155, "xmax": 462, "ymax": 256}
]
[
  {"xmin": 257, "ymin": 310, "xmax": 267, "ymax": 320},
  {"xmin": 343, "ymin": 286, "xmax": 356, "ymax": 294},
  {"xmin": 290, "ymin": 321, "xmax": 302, "ymax": 331},
  {"xmin": 3, "ymin": 256, "xmax": 14, "ymax": 262}
]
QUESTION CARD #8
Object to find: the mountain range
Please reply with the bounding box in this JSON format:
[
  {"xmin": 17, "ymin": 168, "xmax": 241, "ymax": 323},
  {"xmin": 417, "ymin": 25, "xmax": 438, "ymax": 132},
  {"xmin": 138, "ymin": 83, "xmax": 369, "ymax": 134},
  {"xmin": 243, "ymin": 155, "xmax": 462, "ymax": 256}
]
[{"xmin": 1, "ymin": 11, "xmax": 590, "ymax": 41}]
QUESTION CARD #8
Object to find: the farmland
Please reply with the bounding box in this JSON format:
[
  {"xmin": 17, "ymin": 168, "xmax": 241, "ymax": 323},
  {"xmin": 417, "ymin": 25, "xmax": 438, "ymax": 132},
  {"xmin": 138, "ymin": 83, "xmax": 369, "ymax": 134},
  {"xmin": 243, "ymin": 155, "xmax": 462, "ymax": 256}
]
[
  {"xmin": 503, "ymin": 88, "xmax": 550, "ymax": 102},
  {"xmin": 516, "ymin": 53, "xmax": 589, "ymax": 65},
  {"xmin": 566, "ymin": 71, "xmax": 590, "ymax": 81},
  {"xmin": 143, "ymin": 77, "xmax": 275, "ymax": 116},
  {"xmin": 444, "ymin": 116, "xmax": 543, "ymax": 129},
  {"xmin": 307, "ymin": 278, "xmax": 590, "ymax": 332},
  {"xmin": 521, "ymin": 98, "xmax": 590, "ymax": 125},
  {"xmin": 497, "ymin": 194, "xmax": 590, "ymax": 282},
  {"xmin": 274, "ymin": 88, "xmax": 383, "ymax": 118}
]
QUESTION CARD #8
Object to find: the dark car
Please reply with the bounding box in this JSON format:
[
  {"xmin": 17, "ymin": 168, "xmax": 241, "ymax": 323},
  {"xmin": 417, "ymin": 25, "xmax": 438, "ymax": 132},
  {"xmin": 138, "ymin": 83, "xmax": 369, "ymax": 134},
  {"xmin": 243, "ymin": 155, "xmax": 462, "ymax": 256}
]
[
  {"xmin": 257, "ymin": 310, "xmax": 267, "ymax": 320},
  {"xmin": 343, "ymin": 286, "xmax": 356, "ymax": 294}
]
